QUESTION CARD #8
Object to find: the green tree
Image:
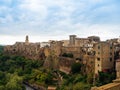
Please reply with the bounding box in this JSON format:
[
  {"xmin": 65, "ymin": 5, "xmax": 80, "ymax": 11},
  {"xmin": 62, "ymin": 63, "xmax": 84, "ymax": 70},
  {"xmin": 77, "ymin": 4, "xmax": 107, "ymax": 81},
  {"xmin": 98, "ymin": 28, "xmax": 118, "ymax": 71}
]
[
  {"xmin": 96, "ymin": 71, "xmax": 116, "ymax": 86},
  {"xmin": 71, "ymin": 63, "xmax": 81, "ymax": 74},
  {"xmin": 73, "ymin": 82, "xmax": 90, "ymax": 90},
  {"xmin": 5, "ymin": 73, "xmax": 24, "ymax": 90},
  {"xmin": 73, "ymin": 74, "xmax": 85, "ymax": 83},
  {"xmin": 87, "ymin": 73, "xmax": 93, "ymax": 84}
]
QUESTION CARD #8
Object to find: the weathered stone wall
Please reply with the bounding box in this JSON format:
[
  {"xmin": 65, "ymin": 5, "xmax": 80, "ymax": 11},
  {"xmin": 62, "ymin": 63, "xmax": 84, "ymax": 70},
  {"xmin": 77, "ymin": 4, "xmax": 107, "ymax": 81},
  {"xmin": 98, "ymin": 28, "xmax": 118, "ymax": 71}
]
[
  {"xmin": 91, "ymin": 80, "xmax": 120, "ymax": 90},
  {"xmin": 94, "ymin": 42, "xmax": 114, "ymax": 74},
  {"xmin": 83, "ymin": 55, "xmax": 95, "ymax": 74},
  {"xmin": 4, "ymin": 42, "xmax": 45, "ymax": 60},
  {"xmin": 62, "ymin": 46, "xmax": 83, "ymax": 58},
  {"xmin": 50, "ymin": 41, "xmax": 63, "ymax": 56},
  {"xmin": 116, "ymin": 59, "xmax": 120, "ymax": 79},
  {"xmin": 59, "ymin": 57, "xmax": 75, "ymax": 74}
]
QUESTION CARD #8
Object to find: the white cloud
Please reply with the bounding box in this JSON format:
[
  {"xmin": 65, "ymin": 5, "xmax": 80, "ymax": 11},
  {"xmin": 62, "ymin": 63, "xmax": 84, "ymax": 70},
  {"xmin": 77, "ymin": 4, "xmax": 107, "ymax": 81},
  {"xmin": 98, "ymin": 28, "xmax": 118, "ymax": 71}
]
[{"xmin": 0, "ymin": 0, "xmax": 120, "ymax": 44}]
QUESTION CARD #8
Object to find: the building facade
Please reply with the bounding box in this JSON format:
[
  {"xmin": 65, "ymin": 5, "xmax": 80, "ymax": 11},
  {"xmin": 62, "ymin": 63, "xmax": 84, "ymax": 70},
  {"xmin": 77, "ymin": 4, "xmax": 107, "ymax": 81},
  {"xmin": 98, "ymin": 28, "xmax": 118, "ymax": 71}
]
[{"xmin": 94, "ymin": 42, "xmax": 114, "ymax": 74}]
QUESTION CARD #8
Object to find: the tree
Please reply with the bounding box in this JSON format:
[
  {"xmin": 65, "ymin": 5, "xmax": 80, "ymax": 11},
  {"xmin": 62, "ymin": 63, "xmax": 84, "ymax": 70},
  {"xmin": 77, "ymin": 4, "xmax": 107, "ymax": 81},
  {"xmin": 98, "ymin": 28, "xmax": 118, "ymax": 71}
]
[
  {"xmin": 71, "ymin": 63, "xmax": 81, "ymax": 74},
  {"xmin": 0, "ymin": 45, "xmax": 4, "ymax": 53},
  {"xmin": 96, "ymin": 71, "xmax": 116, "ymax": 86},
  {"xmin": 62, "ymin": 53, "xmax": 73, "ymax": 58},
  {"xmin": 5, "ymin": 73, "xmax": 24, "ymax": 90},
  {"xmin": 0, "ymin": 71, "xmax": 6, "ymax": 85},
  {"xmin": 87, "ymin": 73, "xmax": 93, "ymax": 84},
  {"xmin": 73, "ymin": 82, "xmax": 90, "ymax": 90},
  {"xmin": 73, "ymin": 74, "xmax": 85, "ymax": 83}
]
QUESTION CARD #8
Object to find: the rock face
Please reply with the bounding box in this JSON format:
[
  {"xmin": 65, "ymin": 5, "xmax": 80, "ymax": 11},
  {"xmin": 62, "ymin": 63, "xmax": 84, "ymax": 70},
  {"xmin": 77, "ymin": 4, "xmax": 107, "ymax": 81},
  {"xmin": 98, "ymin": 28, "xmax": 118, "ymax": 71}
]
[
  {"xmin": 4, "ymin": 42, "xmax": 45, "ymax": 60},
  {"xmin": 59, "ymin": 57, "xmax": 75, "ymax": 74},
  {"xmin": 43, "ymin": 51, "xmax": 59, "ymax": 70},
  {"xmin": 4, "ymin": 36, "xmax": 47, "ymax": 60}
]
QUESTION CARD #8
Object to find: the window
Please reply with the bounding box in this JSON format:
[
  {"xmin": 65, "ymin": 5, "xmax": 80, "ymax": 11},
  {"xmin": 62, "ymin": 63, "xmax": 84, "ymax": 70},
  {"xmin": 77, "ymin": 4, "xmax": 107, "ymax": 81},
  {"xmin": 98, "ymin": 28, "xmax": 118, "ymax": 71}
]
[
  {"xmin": 110, "ymin": 52, "xmax": 112, "ymax": 55},
  {"xmin": 97, "ymin": 58, "xmax": 100, "ymax": 61},
  {"xmin": 98, "ymin": 46, "xmax": 100, "ymax": 49},
  {"xmin": 110, "ymin": 58, "xmax": 112, "ymax": 62},
  {"xmin": 110, "ymin": 46, "xmax": 112, "ymax": 49},
  {"xmin": 98, "ymin": 64, "xmax": 99, "ymax": 67},
  {"xmin": 98, "ymin": 52, "xmax": 100, "ymax": 54}
]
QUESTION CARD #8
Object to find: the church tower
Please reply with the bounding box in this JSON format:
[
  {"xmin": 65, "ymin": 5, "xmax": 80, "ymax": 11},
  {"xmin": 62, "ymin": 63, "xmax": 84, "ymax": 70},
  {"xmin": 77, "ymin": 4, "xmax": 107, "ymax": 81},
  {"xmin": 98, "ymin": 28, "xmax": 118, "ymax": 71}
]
[{"xmin": 25, "ymin": 35, "xmax": 29, "ymax": 44}]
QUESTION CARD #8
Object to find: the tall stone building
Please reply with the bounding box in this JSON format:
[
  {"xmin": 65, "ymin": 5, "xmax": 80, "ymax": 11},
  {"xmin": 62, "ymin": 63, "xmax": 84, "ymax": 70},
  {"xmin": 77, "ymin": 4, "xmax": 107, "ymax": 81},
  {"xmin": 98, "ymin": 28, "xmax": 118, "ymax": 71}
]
[
  {"xmin": 94, "ymin": 42, "xmax": 114, "ymax": 75},
  {"xmin": 69, "ymin": 35, "xmax": 76, "ymax": 46},
  {"xmin": 25, "ymin": 35, "xmax": 29, "ymax": 45},
  {"xmin": 69, "ymin": 35, "xmax": 90, "ymax": 47}
]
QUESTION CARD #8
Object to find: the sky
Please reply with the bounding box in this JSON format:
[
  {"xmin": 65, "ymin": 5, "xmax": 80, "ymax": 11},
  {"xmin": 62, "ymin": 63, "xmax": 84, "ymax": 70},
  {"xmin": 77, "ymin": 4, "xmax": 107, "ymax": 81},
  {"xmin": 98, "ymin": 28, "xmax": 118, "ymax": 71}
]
[{"xmin": 0, "ymin": 0, "xmax": 120, "ymax": 45}]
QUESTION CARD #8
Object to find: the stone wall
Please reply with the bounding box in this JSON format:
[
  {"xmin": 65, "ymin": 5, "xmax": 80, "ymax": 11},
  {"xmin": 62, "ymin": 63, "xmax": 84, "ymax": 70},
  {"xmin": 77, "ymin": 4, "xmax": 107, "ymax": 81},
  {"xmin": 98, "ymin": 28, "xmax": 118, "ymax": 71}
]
[
  {"xmin": 59, "ymin": 57, "xmax": 75, "ymax": 74},
  {"xmin": 62, "ymin": 46, "xmax": 83, "ymax": 58},
  {"xmin": 4, "ymin": 42, "xmax": 45, "ymax": 60},
  {"xmin": 83, "ymin": 55, "xmax": 95, "ymax": 74},
  {"xmin": 91, "ymin": 79, "xmax": 120, "ymax": 90}
]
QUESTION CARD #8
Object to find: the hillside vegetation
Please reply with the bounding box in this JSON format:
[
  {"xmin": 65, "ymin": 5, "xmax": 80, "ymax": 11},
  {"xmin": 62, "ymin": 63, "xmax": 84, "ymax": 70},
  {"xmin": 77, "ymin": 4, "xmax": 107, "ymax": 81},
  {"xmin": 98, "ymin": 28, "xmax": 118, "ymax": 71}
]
[{"xmin": 0, "ymin": 52, "xmax": 116, "ymax": 90}]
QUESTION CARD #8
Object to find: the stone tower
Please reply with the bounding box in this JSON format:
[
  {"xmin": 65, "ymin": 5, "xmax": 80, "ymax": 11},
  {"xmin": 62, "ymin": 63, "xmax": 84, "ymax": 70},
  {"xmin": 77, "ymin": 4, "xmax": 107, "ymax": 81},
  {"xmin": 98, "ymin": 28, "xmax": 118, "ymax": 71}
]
[
  {"xmin": 69, "ymin": 35, "xmax": 76, "ymax": 46},
  {"xmin": 25, "ymin": 35, "xmax": 29, "ymax": 44}
]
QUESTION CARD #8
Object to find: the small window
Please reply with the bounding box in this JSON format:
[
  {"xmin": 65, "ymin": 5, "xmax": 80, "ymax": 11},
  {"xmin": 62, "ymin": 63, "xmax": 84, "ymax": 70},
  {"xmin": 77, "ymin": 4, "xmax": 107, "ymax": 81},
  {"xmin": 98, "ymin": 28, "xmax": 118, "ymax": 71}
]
[
  {"xmin": 110, "ymin": 52, "xmax": 112, "ymax": 55},
  {"xmin": 110, "ymin": 58, "xmax": 112, "ymax": 62},
  {"xmin": 110, "ymin": 46, "xmax": 112, "ymax": 49},
  {"xmin": 98, "ymin": 46, "xmax": 100, "ymax": 49},
  {"xmin": 98, "ymin": 64, "xmax": 99, "ymax": 67},
  {"xmin": 98, "ymin": 52, "xmax": 100, "ymax": 54},
  {"xmin": 97, "ymin": 58, "xmax": 100, "ymax": 61}
]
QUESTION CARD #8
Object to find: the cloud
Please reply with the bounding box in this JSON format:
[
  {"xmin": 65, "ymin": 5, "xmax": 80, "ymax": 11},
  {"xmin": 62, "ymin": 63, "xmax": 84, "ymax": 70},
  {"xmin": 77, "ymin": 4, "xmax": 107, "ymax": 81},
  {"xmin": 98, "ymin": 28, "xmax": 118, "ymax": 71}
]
[{"xmin": 0, "ymin": 0, "xmax": 120, "ymax": 44}]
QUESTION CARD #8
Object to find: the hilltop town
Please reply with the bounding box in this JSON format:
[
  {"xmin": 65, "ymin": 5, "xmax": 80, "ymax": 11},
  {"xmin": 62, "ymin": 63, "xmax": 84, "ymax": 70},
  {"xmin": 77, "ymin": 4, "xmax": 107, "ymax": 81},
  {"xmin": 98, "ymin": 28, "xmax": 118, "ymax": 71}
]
[{"xmin": 3, "ymin": 35, "xmax": 120, "ymax": 90}]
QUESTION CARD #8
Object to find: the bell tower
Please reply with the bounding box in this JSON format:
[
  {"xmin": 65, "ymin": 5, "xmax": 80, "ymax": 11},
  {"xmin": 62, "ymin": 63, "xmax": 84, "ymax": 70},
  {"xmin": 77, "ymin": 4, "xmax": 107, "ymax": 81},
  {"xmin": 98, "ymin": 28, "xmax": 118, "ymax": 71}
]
[{"xmin": 25, "ymin": 35, "xmax": 29, "ymax": 44}]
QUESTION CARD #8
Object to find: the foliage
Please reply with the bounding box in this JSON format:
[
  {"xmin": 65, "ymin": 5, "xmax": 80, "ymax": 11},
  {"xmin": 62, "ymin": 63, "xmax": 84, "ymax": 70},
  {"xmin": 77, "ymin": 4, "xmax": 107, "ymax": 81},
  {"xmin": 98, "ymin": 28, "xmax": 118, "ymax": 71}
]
[
  {"xmin": 0, "ymin": 54, "xmax": 46, "ymax": 89},
  {"xmin": 73, "ymin": 82, "xmax": 91, "ymax": 90},
  {"xmin": 0, "ymin": 45, "xmax": 4, "ymax": 53},
  {"xmin": 62, "ymin": 53, "xmax": 73, "ymax": 58},
  {"xmin": 71, "ymin": 62, "xmax": 81, "ymax": 74},
  {"xmin": 0, "ymin": 54, "xmax": 116, "ymax": 90},
  {"xmin": 0, "ymin": 72, "xmax": 25, "ymax": 90},
  {"xmin": 73, "ymin": 74, "xmax": 86, "ymax": 83},
  {"xmin": 96, "ymin": 71, "xmax": 116, "ymax": 86},
  {"xmin": 87, "ymin": 73, "xmax": 94, "ymax": 84},
  {"xmin": 5, "ymin": 73, "xmax": 24, "ymax": 90}
]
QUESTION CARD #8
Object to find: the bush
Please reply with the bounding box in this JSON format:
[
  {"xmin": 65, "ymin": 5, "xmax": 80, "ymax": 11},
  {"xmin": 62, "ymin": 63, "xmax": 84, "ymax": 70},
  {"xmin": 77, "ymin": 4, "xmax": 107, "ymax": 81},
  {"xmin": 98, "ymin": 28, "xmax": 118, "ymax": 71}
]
[
  {"xmin": 71, "ymin": 63, "xmax": 81, "ymax": 74},
  {"xmin": 96, "ymin": 71, "xmax": 116, "ymax": 86},
  {"xmin": 73, "ymin": 82, "xmax": 90, "ymax": 90},
  {"xmin": 62, "ymin": 53, "xmax": 73, "ymax": 58}
]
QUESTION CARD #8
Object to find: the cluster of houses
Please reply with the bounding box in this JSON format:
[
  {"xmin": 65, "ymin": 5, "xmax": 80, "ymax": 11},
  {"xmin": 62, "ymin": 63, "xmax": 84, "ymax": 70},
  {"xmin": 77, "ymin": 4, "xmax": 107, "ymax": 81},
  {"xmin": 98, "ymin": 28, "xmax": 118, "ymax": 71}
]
[{"xmin": 4, "ymin": 35, "xmax": 120, "ymax": 77}]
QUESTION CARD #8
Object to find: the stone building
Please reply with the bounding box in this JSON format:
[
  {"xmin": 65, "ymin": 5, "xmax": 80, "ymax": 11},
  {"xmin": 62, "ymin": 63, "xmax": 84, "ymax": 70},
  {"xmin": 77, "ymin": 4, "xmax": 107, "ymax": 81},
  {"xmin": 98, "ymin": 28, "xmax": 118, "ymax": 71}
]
[
  {"xmin": 82, "ymin": 55, "xmax": 95, "ymax": 74},
  {"xmin": 62, "ymin": 46, "xmax": 83, "ymax": 59},
  {"xmin": 68, "ymin": 35, "xmax": 100, "ymax": 47},
  {"xmin": 50, "ymin": 41, "xmax": 63, "ymax": 56},
  {"xmin": 69, "ymin": 35, "xmax": 90, "ymax": 47},
  {"xmin": 4, "ymin": 36, "xmax": 43, "ymax": 60},
  {"xmin": 40, "ymin": 42, "xmax": 50, "ymax": 47},
  {"xmin": 91, "ymin": 59, "xmax": 120, "ymax": 90},
  {"xmin": 116, "ymin": 59, "xmax": 120, "ymax": 79},
  {"xmin": 88, "ymin": 36, "xmax": 100, "ymax": 43},
  {"xmin": 94, "ymin": 42, "xmax": 114, "ymax": 74},
  {"xmin": 61, "ymin": 40, "xmax": 69, "ymax": 47}
]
